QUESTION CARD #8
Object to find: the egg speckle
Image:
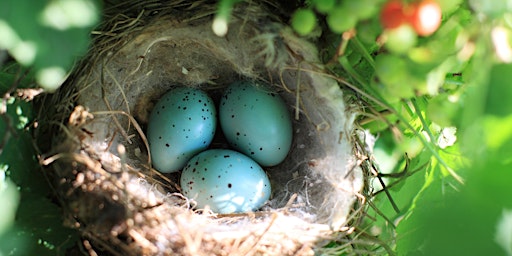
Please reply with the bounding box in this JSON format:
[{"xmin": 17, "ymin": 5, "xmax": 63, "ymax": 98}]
[
  {"xmin": 219, "ymin": 81, "xmax": 293, "ymax": 166},
  {"xmin": 180, "ymin": 149, "xmax": 271, "ymax": 214},
  {"xmin": 147, "ymin": 87, "xmax": 216, "ymax": 173}
]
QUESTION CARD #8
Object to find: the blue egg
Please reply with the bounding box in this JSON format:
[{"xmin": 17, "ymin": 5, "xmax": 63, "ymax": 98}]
[
  {"xmin": 219, "ymin": 81, "xmax": 293, "ymax": 166},
  {"xmin": 147, "ymin": 87, "xmax": 216, "ymax": 173},
  {"xmin": 180, "ymin": 149, "xmax": 271, "ymax": 214}
]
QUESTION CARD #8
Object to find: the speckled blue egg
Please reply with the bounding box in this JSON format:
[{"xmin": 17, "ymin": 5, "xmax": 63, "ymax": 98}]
[
  {"xmin": 180, "ymin": 149, "xmax": 271, "ymax": 214},
  {"xmin": 147, "ymin": 87, "xmax": 216, "ymax": 173},
  {"xmin": 219, "ymin": 81, "xmax": 292, "ymax": 166}
]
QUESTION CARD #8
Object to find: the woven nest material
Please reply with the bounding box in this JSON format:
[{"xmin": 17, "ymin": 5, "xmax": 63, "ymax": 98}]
[{"xmin": 35, "ymin": 1, "xmax": 368, "ymax": 255}]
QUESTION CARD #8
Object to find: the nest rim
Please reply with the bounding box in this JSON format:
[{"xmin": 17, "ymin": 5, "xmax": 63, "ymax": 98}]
[{"xmin": 34, "ymin": 1, "xmax": 375, "ymax": 255}]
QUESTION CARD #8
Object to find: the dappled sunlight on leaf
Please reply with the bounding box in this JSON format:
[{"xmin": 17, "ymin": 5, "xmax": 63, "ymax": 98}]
[
  {"xmin": 0, "ymin": 0, "xmax": 100, "ymax": 91},
  {"xmin": 483, "ymin": 115, "xmax": 512, "ymax": 150},
  {"xmin": 35, "ymin": 67, "xmax": 67, "ymax": 92},
  {"xmin": 495, "ymin": 209, "xmax": 512, "ymax": 256},
  {"xmin": 40, "ymin": 0, "xmax": 99, "ymax": 31},
  {"xmin": 0, "ymin": 177, "xmax": 19, "ymax": 236}
]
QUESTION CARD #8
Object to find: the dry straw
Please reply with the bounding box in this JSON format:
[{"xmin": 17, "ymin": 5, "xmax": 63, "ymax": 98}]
[{"xmin": 35, "ymin": 1, "xmax": 372, "ymax": 255}]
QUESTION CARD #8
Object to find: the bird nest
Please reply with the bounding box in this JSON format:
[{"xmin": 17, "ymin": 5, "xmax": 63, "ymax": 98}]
[{"xmin": 35, "ymin": 1, "xmax": 369, "ymax": 255}]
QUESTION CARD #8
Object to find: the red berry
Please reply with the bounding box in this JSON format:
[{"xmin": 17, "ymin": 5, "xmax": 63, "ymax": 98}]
[
  {"xmin": 408, "ymin": 0, "xmax": 442, "ymax": 36},
  {"xmin": 380, "ymin": 1, "xmax": 408, "ymax": 29}
]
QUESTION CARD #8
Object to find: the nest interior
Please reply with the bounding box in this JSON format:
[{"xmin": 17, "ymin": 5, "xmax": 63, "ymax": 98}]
[{"xmin": 35, "ymin": 1, "xmax": 366, "ymax": 255}]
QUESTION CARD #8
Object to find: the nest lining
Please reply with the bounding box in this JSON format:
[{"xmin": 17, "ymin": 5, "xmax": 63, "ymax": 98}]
[{"xmin": 36, "ymin": 1, "xmax": 367, "ymax": 255}]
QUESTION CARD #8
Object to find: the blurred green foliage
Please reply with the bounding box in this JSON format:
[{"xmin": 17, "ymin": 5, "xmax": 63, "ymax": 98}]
[
  {"xmin": 0, "ymin": 0, "xmax": 100, "ymax": 255},
  {"xmin": 0, "ymin": 0, "xmax": 99, "ymax": 91},
  {"xmin": 0, "ymin": 64, "xmax": 81, "ymax": 255}
]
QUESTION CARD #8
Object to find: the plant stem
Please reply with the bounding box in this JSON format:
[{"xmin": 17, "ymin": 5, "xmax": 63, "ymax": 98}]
[
  {"xmin": 339, "ymin": 56, "xmax": 383, "ymax": 101},
  {"xmin": 410, "ymin": 98, "xmax": 436, "ymax": 144},
  {"xmin": 339, "ymin": 79, "xmax": 464, "ymax": 184},
  {"xmin": 352, "ymin": 36, "xmax": 376, "ymax": 70}
]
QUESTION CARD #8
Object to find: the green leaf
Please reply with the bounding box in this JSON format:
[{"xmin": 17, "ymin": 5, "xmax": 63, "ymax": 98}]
[
  {"xmin": 0, "ymin": 64, "xmax": 36, "ymax": 94},
  {"xmin": 485, "ymin": 64, "xmax": 512, "ymax": 117},
  {"xmin": 439, "ymin": 0, "xmax": 464, "ymax": 15},
  {"xmin": 482, "ymin": 115, "xmax": 512, "ymax": 151},
  {"xmin": 0, "ymin": 105, "xmax": 49, "ymax": 195},
  {"xmin": 0, "ymin": 87, "xmax": 78, "ymax": 255},
  {"xmin": 0, "ymin": 222, "xmax": 78, "ymax": 256},
  {"xmin": 0, "ymin": 134, "xmax": 78, "ymax": 255},
  {"xmin": 397, "ymin": 159, "xmax": 512, "ymax": 255},
  {"xmin": 0, "ymin": 0, "xmax": 100, "ymax": 91},
  {"xmin": 427, "ymin": 94, "xmax": 462, "ymax": 127},
  {"xmin": 0, "ymin": 177, "xmax": 19, "ymax": 236},
  {"xmin": 469, "ymin": 0, "xmax": 512, "ymax": 18},
  {"xmin": 15, "ymin": 193, "xmax": 79, "ymax": 251}
]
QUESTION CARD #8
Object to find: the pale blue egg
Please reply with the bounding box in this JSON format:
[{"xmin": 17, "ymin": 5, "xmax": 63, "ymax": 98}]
[
  {"xmin": 219, "ymin": 81, "xmax": 292, "ymax": 166},
  {"xmin": 147, "ymin": 87, "xmax": 216, "ymax": 173},
  {"xmin": 180, "ymin": 149, "xmax": 271, "ymax": 214}
]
